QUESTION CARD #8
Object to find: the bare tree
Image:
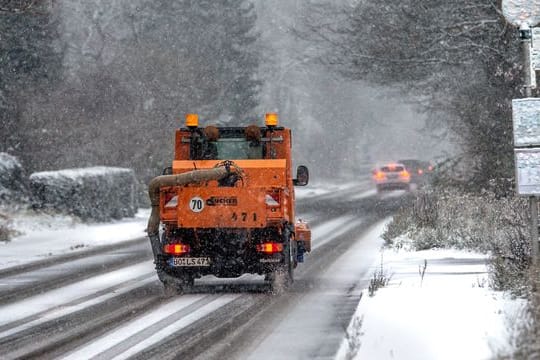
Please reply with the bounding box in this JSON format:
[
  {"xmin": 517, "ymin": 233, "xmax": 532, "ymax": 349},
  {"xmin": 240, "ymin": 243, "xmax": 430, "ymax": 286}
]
[{"xmin": 300, "ymin": 0, "xmax": 522, "ymax": 193}]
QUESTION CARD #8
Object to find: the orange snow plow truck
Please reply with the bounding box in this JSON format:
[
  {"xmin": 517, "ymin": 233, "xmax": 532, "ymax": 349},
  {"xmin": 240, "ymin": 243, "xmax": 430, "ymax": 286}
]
[{"xmin": 147, "ymin": 113, "xmax": 310, "ymax": 292}]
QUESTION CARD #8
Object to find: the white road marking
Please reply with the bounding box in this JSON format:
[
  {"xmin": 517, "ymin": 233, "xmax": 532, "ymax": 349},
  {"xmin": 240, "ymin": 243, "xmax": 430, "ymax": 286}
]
[
  {"xmin": 61, "ymin": 294, "xmax": 240, "ymax": 360},
  {"xmin": 311, "ymin": 215, "xmax": 364, "ymax": 249},
  {"xmin": 0, "ymin": 261, "xmax": 154, "ymax": 327},
  {"xmin": 0, "ymin": 274, "xmax": 155, "ymax": 339}
]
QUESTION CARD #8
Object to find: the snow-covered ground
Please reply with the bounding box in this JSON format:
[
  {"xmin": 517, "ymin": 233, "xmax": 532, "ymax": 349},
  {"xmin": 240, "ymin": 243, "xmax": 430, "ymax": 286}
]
[
  {"xmin": 334, "ymin": 226, "xmax": 525, "ymax": 359},
  {"xmin": 0, "ymin": 209, "xmax": 149, "ymax": 271},
  {"xmin": 0, "ymin": 185, "xmax": 525, "ymax": 359}
]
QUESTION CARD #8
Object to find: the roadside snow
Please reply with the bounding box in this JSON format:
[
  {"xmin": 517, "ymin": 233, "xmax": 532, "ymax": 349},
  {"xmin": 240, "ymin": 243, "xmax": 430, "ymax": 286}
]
[
  {"xmin": 335, "ymin": 220, "xmax": 526, "ymax": 360},
  {"xmin": 29, "ymin": 166, "xmax": 135, "ymax": 180},
  {"xmin": 0, "ymin": 209, "xmax": 149, "ymax": 270}
]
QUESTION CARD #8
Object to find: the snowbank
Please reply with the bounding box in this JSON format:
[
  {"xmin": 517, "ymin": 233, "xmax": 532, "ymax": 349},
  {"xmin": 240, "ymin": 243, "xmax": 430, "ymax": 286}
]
[
  {"xmin": 29, "ymin": 166, "xmax": 138, "ymax": 221},
  {"xmin": 335, "ymin": 242, "xmax": 525, "ymax": 360}
]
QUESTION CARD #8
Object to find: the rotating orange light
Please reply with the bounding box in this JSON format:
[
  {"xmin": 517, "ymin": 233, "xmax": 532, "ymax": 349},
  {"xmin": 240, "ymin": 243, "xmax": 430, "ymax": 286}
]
[
  {"xmin": 265, "ymin": 113, "xmax": 278, "ymax": 127},
  {"xmin": 185, "ymin": 113, "xmax": 199, "ymax": 128}
]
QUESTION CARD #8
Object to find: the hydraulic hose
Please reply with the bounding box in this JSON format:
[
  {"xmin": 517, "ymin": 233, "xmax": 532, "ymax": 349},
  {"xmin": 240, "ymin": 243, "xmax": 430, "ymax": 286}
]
[{"xmin": 147, "ymin": 166, "xmax": 231, "ymax": 237}]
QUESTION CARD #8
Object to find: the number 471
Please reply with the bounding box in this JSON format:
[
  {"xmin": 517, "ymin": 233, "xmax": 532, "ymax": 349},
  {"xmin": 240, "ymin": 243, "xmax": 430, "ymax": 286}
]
[{"xmin": 232, "ymin": 212, "xmax": 256, "ymax": 221}]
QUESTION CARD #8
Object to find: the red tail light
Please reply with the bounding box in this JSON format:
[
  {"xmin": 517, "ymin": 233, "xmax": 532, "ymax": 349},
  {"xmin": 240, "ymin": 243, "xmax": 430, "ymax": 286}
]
[
  {"xmin": 418, "ymin": 169, "xmax": 424, "ymax": 175},
  {"xmin": 163, "ymin": 243, "xmax": 190, "ymax": 255},
  {"xmin": 256, "ymin": 242, "xmax": 283, "ymax": 254}
]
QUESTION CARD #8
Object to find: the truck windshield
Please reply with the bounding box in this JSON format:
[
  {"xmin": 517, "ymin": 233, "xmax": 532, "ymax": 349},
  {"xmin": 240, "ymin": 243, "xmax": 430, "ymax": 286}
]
[{"xmin": 215, "ymin": 139, "xmax": 262, "ymax": 159}]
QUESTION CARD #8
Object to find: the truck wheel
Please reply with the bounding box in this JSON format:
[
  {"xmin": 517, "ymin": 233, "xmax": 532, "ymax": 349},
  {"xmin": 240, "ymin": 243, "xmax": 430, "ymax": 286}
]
[
  {"xmin": 161, "ymin": 275, "xmax": 194, "ymax": 297},
  {"xmin": 269, "ymin": 231, "xmax": 295, "ymax": 292},
  {"xmin": 157, "ymin": 256, "xmax": 194, "ymax": 296},
  {"xmin": 162, "ymin": 281, "xmax": 178, "ymax": 298}
]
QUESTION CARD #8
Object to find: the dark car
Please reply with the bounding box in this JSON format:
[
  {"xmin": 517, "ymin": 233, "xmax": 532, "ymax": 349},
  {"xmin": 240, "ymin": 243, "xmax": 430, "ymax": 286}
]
[{"xmin": 397, "ymin": 159, "xmax": 434, "ymax": 186}]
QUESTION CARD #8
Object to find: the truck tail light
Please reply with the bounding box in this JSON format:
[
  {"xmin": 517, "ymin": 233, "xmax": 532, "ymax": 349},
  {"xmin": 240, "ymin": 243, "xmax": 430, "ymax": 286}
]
[
  {"xmin": 163, "ymin": 243, "xmax": 190, "ymax": 255},
  {"xmin": 256, "ymin": 242, "xmax": 283, "ymax": 254}
]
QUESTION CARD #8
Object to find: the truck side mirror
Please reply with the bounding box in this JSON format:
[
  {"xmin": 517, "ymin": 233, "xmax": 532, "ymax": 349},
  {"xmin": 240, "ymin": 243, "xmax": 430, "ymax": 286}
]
[
  {"xmin": 162, "ymin": 166, "xmax": 173, "ymax": 175},
  {"xmin": 294, "ymin": 165, "xmax": 309, "ymax": 186}
]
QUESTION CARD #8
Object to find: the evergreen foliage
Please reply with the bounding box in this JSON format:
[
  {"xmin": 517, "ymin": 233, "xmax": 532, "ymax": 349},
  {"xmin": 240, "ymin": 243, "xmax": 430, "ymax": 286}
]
[{"xmin": 0, "ymin": 1, "xmax": 62, "ymax": 155}]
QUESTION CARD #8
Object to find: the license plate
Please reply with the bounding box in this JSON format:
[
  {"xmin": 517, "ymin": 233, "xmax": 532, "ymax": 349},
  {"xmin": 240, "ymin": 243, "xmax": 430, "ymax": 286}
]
[{"xmin": 170, "ymin": 257, "xmax": 211, "ymax": 267}]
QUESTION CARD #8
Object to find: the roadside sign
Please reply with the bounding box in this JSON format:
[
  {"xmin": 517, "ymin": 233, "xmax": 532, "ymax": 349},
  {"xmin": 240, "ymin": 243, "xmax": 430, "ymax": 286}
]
[
  {"xmin": 531, "ymin": 28, "xmax": 540, "ymax": 70},
  {"xmin": 515, "ymin": 148, "xmax": 540, "ymax": 195},
  {"xmin": 531, "ymin": 45, "xmax": 538, "ymax": 88},
  {"xmin": 532, "ymin": 47, "xmax": 540, "ymax": 70},
  {"xmin": 512, "ymin": 98, "xmax": 540, "ymax": 146},
  {"xmin": 534, "ymin": 27, "xmax": 540, "ymax": 44},
  {"xmin": 502, "ymin": 0, "xmax": 540, "ymax": 27}
]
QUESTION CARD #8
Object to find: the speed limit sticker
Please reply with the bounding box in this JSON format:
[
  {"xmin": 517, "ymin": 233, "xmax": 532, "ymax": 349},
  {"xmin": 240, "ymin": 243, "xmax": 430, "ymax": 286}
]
[{"xmin": 189, "ymin": 196, "xmax": 205, "ymax": 212}]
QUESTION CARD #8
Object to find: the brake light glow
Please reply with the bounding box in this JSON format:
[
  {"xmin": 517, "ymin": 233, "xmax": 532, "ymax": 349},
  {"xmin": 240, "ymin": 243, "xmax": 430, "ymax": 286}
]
[
  {"xmin": 373, "ymin": 171, "xmax": 386, "ymax": 180},
  {"xmin": 418, "ymin": 169, "xmax": 423, "ymax": 175},
  {"xmin": 256, "ymin": 242, "xmax": 283, "ymax": 253},
  {"xmin": 163, "ymin": 243, "xmax": 190, "ymax": 255},
  {"xmin": 399, "ymin": 170, "xmax": 410, "ymax": 179}
]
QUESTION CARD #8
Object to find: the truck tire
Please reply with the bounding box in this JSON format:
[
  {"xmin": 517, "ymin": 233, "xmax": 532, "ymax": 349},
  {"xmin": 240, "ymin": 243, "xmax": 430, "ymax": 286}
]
[
  {"xmin": 156, "ymin": 256, "xmax": 194, "ymax": 296},
  {"xmin": 269, "ymin": 229, "xmax": 295, "ymax": 292},
  {"xmin": 161, "ymin": 275, "xmax": 194, "ymax": 297}
]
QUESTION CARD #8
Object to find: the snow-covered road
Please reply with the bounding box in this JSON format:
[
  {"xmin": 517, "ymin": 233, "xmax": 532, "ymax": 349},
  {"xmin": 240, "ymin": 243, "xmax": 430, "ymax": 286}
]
[
  {"xmin": 1, "ymin": 180, "xmax": 408, "ymax": 359},
  {"xmin": 0, "ymin": 181, "xmax": 516, "ymax": 359}
]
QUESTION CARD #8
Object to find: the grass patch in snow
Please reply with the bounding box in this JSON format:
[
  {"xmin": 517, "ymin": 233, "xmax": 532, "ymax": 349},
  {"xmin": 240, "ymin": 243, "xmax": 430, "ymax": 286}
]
[
  {"xmin": 383, "ymin": 188, "xmax": 530, "ymax": 294},
  {"xmin": 382, "ymin": 186, "xmax": 540, "ymax": 359}
]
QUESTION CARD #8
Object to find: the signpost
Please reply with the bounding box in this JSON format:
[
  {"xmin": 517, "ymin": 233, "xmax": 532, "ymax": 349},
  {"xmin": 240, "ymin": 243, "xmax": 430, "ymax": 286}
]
[{"xmin": 504, "ymin": 0, "xmax": 540, "ymax": 265}]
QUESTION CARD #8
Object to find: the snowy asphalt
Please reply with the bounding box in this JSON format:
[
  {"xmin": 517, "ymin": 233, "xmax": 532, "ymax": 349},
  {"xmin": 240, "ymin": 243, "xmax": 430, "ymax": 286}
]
[{"xmin": 0, "ymin": 181, "xmax": 414, "ymax": 359}]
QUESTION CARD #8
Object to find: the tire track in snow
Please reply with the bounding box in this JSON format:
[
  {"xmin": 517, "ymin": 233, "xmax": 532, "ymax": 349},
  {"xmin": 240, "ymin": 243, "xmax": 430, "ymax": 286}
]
[
  {"xmin": 0, "ymin": 192, "xmax": 382, "ymax": 358},
  {"xmin": 0, "ymin": 262, "xmax": 154, "ymax": 328},
  {"xmin": 0, "ymin": 273, "xmax": 155, "ymax": 340},
  {"xmin": 0, "ymin": 240, "xmax": 151, "ymax": 305},
  {"xmin": 61, "ymin": 294, "xmax": 240, "ymax": 360}
]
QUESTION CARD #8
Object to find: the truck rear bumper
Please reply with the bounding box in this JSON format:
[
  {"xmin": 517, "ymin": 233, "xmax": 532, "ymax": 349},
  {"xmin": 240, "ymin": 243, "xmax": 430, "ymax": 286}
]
[{"xmin": 160, "ymin": 252, "xmax": 285, "ymax": 279}]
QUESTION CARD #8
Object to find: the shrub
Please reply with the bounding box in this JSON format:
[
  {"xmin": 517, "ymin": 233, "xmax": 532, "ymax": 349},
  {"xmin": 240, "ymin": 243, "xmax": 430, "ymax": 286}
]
[
  {"xmin": 0, "ymin": 212, "xmax": 18, "ymax": 242},
  {"xmin": 383, "ymin": 187, "xmax": 530, "ymax": 293},
  {"xmin": 0, "ymin": 152, "xmax": 28, "ymax": 205},
  {"xmin": 30, "ymin": 166, "xmax": 138, "ymax": 222}
]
